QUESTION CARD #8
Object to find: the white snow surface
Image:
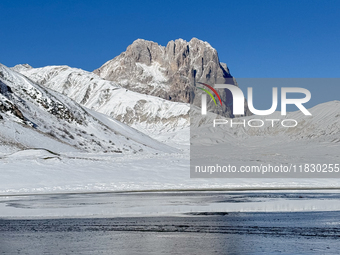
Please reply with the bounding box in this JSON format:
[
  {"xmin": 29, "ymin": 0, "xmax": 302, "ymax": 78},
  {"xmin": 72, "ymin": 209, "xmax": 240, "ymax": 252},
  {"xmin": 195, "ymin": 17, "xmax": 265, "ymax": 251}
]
[
  {"xmin": 1, "ymin": 145, "xmax": 340, "ymax": 196},
  {"xmin": 15, "ymin": 65, "xmax": 190, "ymax": 138},
  {"xmin": 0, "ymin": 63, "xmax": 176, "ymax": 155},
  {"xmin": 135, "ymin": 62, "xmax": 168, "ymax": 84},
  {"xmin": 1, "ymin": 100, "xmax": 340, "ymax": 196},
  {"xmin": 1, "ymin": 63, "xmax": 339, "ymax": 197}
]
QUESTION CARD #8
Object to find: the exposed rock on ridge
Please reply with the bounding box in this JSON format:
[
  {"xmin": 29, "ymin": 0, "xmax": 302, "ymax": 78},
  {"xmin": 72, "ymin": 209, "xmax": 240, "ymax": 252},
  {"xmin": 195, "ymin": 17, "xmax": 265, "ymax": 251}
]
[{"xmin": 94, "ymin": 38, "xmax": 250, "ymax": 117}]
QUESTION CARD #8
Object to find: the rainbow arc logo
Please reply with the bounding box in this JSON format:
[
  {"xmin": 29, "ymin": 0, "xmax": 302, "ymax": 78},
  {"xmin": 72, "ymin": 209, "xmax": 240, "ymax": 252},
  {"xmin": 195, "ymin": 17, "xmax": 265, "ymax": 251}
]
[{"xmin": 196, "ymin": 82, "xmax": 223, "ymax": 107}]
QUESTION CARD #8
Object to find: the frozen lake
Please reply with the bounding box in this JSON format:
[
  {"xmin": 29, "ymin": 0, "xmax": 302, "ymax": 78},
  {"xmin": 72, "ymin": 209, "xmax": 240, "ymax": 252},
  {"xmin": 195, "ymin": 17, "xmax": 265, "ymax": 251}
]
[
  {"xmin": 1, "ymin": 191, "xmax": 340, "ymax": 254},
  {"xmin": 2, "ymin": 190, "xmax": 340, "ymax": 218}
]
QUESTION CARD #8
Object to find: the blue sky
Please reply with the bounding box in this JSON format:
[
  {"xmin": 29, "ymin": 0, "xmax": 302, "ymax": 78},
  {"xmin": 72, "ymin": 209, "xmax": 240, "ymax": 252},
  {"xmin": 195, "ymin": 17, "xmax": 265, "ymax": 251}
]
[{"xmin": 0, "ymin": 0, "xmax": 339, "ymax": 108}]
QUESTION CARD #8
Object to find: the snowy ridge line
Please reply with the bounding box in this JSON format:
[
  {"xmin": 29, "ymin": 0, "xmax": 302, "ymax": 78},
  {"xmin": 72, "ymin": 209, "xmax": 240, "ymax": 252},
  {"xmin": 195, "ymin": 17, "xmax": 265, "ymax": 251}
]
[
  {"xmin": 2, "ymin": 60, "xmax": 339, "ymax": 195},
  {"xmin": 0, "ymin": 62, "xmax": 176, "ymax": 154},
  {"xmin": 15, "ymin": 64, "xmax": 190, "ymax": 139},
  {"xmin": 192, "ymin": 100, "xmax": 340, "ymax": 143}
]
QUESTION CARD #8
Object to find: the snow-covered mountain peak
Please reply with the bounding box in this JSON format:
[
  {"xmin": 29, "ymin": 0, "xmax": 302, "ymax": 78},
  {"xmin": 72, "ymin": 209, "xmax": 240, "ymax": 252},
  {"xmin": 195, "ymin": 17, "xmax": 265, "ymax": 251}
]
[
  {"xmin": 11, "ymin": 63, "xmax": 33, "ymax": 73},
  {"xmin": 94, "ymin": 38, "xmax": 251, "ymax": 117}
]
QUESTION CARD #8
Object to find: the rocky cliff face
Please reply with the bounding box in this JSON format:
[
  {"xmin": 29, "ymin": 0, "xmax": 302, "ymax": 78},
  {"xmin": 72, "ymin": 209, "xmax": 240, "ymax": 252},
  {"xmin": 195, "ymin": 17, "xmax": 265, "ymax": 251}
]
[{"xmin": 94, "ymin": 38, "xmax": 250, "ymax": 117}]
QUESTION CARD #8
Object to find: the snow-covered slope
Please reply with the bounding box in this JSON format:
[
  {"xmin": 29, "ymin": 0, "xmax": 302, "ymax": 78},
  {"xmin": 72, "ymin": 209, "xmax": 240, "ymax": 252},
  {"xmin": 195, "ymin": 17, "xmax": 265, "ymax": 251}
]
[
  {"xmin": 1, "ymin": 64, "xmax": 339, "ymax": 195},
  {"xmin": 0, "ymin": 63, "xmax": 175, "ymax": 154},
  {"xmin": 1, "ymin": 100, "xmax": 340, "ymax": 195},
  {"xmin": 14, "ymin": 64, "xmax": 190, "ymax": 138},
  {"xmin": 191, "ymin": 100, "xmax": 340, "ymax": 144},
  {"xmin": 190, "ymin": 101, "xmax": 340, "ymax": 179}
]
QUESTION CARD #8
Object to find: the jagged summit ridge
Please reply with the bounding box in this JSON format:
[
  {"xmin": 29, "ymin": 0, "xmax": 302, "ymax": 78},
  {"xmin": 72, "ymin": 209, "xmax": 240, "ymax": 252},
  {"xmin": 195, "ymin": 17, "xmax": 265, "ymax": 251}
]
[
  {"xmin": 12, "ymin": 38, "xmax": 249, "ymax": 142},
  {"xmin": 94, "ymin": 38, "xmax": 248, "ymax": 117},
  {"xmin": 93, "ymin": 37, "xmax": 231, "ymax": 101}
]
